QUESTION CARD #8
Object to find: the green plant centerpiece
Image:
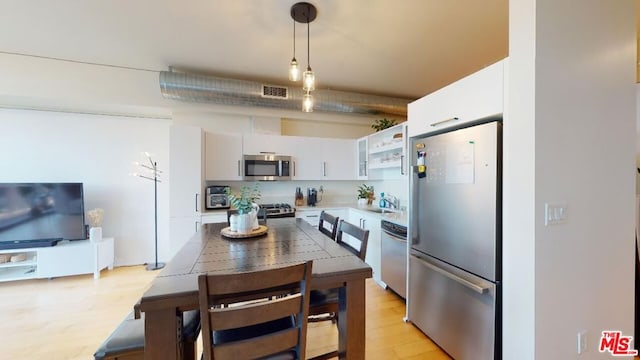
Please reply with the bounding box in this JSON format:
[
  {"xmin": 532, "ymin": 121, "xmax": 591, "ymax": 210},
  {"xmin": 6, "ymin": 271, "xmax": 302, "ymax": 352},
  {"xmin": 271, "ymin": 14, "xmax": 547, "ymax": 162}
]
[
  {"xmin": 225, "ymin": 183, "xmax": 261, "ymax": 214},
  {"xmin": 357, "ymin": 184, "xmax": 375, "ymax": 205},
  {"xmin": 371, "ymin": 118, "xmax": 397, "ymax": 132}
]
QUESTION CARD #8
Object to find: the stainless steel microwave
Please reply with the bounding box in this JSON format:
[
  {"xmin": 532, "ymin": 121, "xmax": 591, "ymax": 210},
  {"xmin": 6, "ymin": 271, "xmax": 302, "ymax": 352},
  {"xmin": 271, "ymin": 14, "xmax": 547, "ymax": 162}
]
[{"xmin": 243, "ymin": 154, "xmax": 292, "ymax": 181}]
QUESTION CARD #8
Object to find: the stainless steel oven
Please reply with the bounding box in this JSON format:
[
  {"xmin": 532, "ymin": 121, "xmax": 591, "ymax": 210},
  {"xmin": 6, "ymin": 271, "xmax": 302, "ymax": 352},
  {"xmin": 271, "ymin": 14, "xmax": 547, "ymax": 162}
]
[{"xmin": 243, "ymin": 154, "xmax": 292, "ymax": 181}]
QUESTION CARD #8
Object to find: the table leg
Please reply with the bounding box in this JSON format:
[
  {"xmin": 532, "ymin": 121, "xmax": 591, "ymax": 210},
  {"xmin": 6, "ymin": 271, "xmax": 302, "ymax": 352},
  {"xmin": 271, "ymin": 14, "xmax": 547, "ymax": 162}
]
[
  {"xmin": 144, "ymin": 308, "xmax": 181, "ymax": 360},
  {"xmin": 338, "ymin": 279, "xmax": 366, "ymax": 360}
]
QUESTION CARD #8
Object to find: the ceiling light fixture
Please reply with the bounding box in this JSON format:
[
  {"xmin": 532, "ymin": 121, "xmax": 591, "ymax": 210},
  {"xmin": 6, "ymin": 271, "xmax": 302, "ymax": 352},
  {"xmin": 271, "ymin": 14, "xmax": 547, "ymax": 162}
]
[
  {"xmin": 290, "ymin": 2, "xmax": 317, "ymax": 111},
  {"xmin": 302, "ymin": 91, "xmax": 313, "ymax": 113},
  {"xmin": 288, "ymin": 16, "xmax": 299, "ymax": 81}
]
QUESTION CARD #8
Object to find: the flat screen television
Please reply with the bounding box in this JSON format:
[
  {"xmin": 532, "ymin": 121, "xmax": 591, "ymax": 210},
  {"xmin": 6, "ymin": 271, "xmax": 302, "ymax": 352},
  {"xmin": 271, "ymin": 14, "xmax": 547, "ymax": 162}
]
[{"xmin": 0, "ymin": 183, "xmax": 86, "ymax": 248}]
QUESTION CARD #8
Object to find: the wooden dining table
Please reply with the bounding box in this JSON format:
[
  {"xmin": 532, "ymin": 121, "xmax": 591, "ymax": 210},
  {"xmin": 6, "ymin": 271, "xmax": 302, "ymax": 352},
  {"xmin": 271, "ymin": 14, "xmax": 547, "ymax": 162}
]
[{"xmin": 138, "ymin": 218, "xmax": 372, "ymax": 360}]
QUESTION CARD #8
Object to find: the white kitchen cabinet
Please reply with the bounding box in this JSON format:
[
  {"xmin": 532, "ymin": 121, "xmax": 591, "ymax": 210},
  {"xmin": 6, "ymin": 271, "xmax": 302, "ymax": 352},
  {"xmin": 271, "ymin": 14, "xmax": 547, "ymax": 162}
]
[
  {"xmin": 348, "ymin": 209, "xmax": 383, "ymax": 286},
  {"xmin": 202, "ymin": 212, "xmax": 227, "ymax": 224},
  {"xmin": 243, "ymin": 135, "xmax": 357, "ymax": 181},
  {"xmin": 289, "ymin": 136, "xmax": 323, "ymax": 180},
  {"xmin": 170, "ymin": 125, "xmax": 204, "ymax": 218},
  {"xmin": 296, "ymin": 209, "xmax": 322, "ymax": 227},
  {"xmin": 205, "ymin": 132, "xmax": 243, "ymax": 181},
  {"xmin": 169, "ymin": 125, "xmax": 203, "ymax": 256},
  {"xmin": 297, "ymin": 208, "xmax": 348, "ymax": 228},
  {"xmin": 169, "ymin": 217, "xmax": 201, "ymax": 255},
  {"xmin": 367, "ymin": 123, "xmax": 407, "ymax": 180},
  {"xmin": 321, "ymin": 138, "xmax": 357, "ymax": 180},
  {"xmin": 408, "ymin": 58, "xmax": 506, "ymax": 137},
  {"xmin": 242, "ymin": 134, "xmax": 294, "ymax": 155},
  {"xmin": 356, "ymin": 136, "xmax": 368, "ymax": 180},
  {"xmin": 274, "ymin": 136, "xmax": 357, "ymax": 181}
]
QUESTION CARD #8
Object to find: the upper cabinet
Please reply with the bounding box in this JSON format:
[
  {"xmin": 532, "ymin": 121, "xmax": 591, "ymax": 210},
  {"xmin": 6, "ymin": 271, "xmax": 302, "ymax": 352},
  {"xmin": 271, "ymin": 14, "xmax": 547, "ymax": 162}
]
[
  {"xmin": 321, "ymin": 138, "xmax": 357, "ymax": 180},
  {"xmin": 408, "ymin": 58, "xmax": 506, "ymax": 137},
  {"xmin": 205, "ymin": 133, "xmax": 243, "ymax": 181},
  {"xmin": 366, "ymin": 123, "xmax": 408, "ymax": 180},
  {"xmin": 242, "ymin": 133, "xmax": 293, "ymax": 155},
  {"xmin": 170, "ymin": 125, "xmax": 204, "ymax": 218},
  {"xmin": 204, "ymin": 133, "xmax": 357, "ymax": 181},
  {"xmin": 356, "ymin": 136, "xmax": 368, "ymax": 180}
]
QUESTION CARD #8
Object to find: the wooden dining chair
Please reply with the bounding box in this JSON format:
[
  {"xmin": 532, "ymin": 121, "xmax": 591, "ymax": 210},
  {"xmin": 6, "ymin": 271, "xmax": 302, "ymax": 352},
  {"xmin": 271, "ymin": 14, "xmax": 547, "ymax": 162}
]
[
  {"xmin": 198, "ymin": 261, "xmax": 313, "ymax": 360},
  {"xmin": 335, "ymin": 220, "xmax": 369, "ymax": 261},
  {"xmin": 307, "ymin": 220, "xmax": 369, "ymax": 360},
  {"xmin": 318, "ymin": 211, "xmax": 339, "ymax": 240}
]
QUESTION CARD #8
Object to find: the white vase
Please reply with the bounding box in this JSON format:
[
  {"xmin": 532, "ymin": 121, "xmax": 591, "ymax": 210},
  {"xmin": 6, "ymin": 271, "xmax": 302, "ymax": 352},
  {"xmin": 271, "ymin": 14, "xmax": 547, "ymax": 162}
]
[
  {"xmin": 357, "ymin": 198, "xmax": 368, "ymax": 206},
  {"xmin": 89, "ymin": 227, "xmax": 102, "ymax": 242},
  {"xmin": 229, "ymin": 214, "xmax": 239, "ymax": 232},
  {"xmin": 237, "ymin": 213, "xmax": 253, "ymax": 234}
]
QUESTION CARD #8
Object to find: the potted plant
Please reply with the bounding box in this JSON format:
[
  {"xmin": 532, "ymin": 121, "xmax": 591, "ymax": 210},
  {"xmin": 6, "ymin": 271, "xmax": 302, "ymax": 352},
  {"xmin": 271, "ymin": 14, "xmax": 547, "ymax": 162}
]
[
  {"xmin": 371, "ymin": 118, "xmax": 397, "ymax": 132},
  {"xmin": 225, "ymin": 184, "xmax": 261, "ymax": 233},
  {"xmin": 357, "ymin": 184, "xmax": 375, "ymax": 206}
]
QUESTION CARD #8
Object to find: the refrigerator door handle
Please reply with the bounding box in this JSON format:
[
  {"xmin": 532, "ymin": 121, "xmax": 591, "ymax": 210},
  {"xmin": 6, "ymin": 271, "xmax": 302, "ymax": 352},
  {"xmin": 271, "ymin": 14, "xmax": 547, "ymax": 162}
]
[{"xmin": 412, "ymin": 255, "xmax": 488, "ymax": 294}]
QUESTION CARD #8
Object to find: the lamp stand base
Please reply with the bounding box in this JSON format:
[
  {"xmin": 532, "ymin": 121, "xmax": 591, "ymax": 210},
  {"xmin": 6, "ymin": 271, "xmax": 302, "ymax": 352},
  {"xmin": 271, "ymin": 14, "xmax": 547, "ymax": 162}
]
[{"xmin": 145, "ymin": 262, "xmax": 166, "ymax": 271}]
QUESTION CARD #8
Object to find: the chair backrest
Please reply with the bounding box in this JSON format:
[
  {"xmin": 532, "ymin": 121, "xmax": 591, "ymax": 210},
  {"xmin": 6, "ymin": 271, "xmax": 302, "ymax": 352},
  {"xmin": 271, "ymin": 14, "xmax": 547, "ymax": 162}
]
[
  {"xmin": 198, "ymin": 261, "xmax": 313, "ymax": 360},
  {"xmin": 318, "ymin": 211, "xmax": 339, "ymax": 240},
  {"xmin": 336, "ymin": 220, "xmax": 369, "ymax": 261}
]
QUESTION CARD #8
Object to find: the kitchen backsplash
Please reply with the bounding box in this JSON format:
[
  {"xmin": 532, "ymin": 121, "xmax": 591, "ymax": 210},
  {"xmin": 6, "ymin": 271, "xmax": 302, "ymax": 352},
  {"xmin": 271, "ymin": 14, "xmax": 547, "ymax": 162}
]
[{"xmin": 206, "ymin": 180, "xmax": 407, "ymax": 208}]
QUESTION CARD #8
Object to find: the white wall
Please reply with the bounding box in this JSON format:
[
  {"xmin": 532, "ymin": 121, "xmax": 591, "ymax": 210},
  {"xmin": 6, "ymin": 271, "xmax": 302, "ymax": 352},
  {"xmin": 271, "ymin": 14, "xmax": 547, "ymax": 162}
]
[
  {"xmin": 281, "ymin": 117, "xmax": 376, "ymax": 139},
  {"xmin": 0, "ymin": 109, "xmax": 171, "ymax": 266},
  {"xmin": 505, "ymin": 1, "xmax": 636, "ymax": 359}
]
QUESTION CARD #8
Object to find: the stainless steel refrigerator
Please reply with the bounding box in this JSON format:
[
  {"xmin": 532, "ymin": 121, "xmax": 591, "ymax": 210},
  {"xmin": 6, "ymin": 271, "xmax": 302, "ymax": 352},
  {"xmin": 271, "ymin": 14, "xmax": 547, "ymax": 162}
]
[{"xmin": 408, "ymin": 119, "xmax": 502, "ymax": 360}]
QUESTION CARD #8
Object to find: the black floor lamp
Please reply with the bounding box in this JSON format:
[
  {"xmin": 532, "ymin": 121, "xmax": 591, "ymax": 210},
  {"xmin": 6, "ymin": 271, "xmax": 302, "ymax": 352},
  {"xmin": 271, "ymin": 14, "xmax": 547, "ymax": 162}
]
[{"xmin": 134, "ymin": 152, "xmax": 165, "ymax": 271}]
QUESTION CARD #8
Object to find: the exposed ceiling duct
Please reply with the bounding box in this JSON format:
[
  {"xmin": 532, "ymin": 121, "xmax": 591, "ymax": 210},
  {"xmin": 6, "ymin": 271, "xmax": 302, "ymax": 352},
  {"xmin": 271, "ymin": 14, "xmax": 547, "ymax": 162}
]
[{"xmin": 159, "ymin": 71, "xmax": 412, "ymax": 116}]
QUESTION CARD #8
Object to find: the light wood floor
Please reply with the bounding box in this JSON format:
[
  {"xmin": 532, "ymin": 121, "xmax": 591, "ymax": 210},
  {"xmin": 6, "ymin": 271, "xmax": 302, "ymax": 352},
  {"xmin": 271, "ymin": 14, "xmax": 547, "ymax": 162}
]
[{"xmin": 0, "ymin": 265, "xmax": 449, "ymax": 360}]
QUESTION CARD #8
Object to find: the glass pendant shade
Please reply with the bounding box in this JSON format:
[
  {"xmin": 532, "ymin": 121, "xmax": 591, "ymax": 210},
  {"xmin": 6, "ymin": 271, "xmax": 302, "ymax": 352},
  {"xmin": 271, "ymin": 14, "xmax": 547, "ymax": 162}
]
[
  {"xmin": 289, "ymin": 58, "xmax": 300, "ymax": 81},
  {"xmin": 302, "ymin": 67, "xmax": 315, "ymax": 91},
  {"xmin": 302, "ymin": 92, "xmax": 314, "ymax": 112}
]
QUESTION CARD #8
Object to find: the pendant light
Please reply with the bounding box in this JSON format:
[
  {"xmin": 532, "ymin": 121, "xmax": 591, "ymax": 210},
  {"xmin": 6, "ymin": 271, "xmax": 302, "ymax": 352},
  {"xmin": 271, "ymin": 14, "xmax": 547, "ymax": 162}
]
[
  {"xmin": 288, "ymin": 18, "xmax": 300, "ymax": 81},
  {"xmin": 302, "ymin": 91, "xmax": 314, "ymax": 112},
  {"xmin": 290, "ymin": 2, "xmax": 317, "ymax": 111},
  {"xmin": 302, "ymin": 17, "xmax": 315, "ymax": 91}
]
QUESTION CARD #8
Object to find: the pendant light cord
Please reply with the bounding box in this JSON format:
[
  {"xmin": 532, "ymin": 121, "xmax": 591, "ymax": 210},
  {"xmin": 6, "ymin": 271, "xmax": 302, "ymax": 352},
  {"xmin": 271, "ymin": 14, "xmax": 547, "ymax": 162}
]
[
  {"xmin": 306, "ymin": 11, "xmax": 310, "ymax": 69},
  {"xmin": 292, "ymin": 19, "xmax": 296, "ymax": 58}
]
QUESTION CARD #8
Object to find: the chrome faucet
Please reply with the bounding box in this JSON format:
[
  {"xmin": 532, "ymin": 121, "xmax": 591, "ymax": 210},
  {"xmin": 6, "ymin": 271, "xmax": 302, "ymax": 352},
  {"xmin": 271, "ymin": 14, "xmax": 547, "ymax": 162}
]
[{"xmin": 384, "ymin": 194, "xmax": 399, "ymax": 210}]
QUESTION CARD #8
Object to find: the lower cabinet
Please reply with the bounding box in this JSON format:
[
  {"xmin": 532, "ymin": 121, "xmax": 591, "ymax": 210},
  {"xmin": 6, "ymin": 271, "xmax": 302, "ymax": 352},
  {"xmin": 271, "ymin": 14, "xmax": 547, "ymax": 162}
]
[
  {"xmin": 296, "ymin": 208, "xmax": 348, "ymax": 228},
  {"xmin": 296, "ymin": 209, "xmax": 322, "ymax": 227},
  {"xmin": 202, "ymin": 212, "xmax": 228, "ymax": 224},
  {"xmin": 169, "ymin": 216, "xmax": 201, "ymax": 257},
  {"xmin": 0, "ymin": 238, "xmax": 114, "ymax": 282},
  {"xmin": 348, "ymin": 209, "xmax": 383, "ymax": 286}
]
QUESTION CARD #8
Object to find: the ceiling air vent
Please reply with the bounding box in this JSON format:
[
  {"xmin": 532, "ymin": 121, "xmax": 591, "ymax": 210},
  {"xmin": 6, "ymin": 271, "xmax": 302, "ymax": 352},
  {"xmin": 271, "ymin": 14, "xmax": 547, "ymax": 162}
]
[{"xmin": 262, "ymin": 85, "xmax": 288, "ymax": 99}]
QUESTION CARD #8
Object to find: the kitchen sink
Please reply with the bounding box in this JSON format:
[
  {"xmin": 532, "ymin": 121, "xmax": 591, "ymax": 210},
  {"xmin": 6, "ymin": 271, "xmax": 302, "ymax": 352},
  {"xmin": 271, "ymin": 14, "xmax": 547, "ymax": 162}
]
[{"xmin": 364, "ymin": 207, "xmax": 398, "ymax": 214}]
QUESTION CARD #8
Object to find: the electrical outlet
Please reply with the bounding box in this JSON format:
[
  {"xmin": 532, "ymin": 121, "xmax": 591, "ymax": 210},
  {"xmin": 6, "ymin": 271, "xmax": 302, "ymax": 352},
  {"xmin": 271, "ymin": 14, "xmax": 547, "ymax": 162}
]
[
  {"xmin": 577, "ymin": 330, "xmax": 587, "ymax": 354},
  {"xmin": 545, "ymin": 202, "xmax": 568, "ymax": 226}
]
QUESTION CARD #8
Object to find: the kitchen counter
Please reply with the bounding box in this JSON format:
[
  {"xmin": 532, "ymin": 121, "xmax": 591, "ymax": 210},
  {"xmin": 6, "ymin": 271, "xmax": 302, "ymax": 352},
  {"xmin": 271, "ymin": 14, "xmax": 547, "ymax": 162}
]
[{"xmin": 296, "ymin": 202, "xmax": 408, "ymax": 227}]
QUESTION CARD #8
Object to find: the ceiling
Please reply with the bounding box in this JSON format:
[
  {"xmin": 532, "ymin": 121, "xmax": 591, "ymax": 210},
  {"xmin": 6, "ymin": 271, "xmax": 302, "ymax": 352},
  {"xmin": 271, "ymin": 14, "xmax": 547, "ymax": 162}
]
[{"xmin": 0, "ymin": 1, "xmax": 511, "ymax": 101}]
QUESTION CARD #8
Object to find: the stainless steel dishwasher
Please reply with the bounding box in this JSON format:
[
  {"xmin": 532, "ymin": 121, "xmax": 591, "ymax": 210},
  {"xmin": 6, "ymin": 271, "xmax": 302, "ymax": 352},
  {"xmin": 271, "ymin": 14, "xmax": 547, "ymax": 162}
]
[{"xmin": 381, "ymin": 219, "xmax": 407, "ymax": 299}]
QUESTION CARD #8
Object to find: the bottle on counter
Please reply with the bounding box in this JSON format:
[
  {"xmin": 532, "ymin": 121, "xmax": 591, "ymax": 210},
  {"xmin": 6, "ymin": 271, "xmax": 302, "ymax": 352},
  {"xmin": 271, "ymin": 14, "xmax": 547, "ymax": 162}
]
[{"xmin": 379, "ymin": 193, "xmax": 386, "ymax": 208}]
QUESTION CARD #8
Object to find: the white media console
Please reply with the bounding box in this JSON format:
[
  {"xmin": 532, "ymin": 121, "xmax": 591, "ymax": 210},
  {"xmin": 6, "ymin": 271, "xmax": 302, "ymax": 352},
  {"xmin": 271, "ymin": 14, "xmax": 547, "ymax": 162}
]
[{"xmin": 0, "ymin": 237, "xmax": 114, "ymax": 282}]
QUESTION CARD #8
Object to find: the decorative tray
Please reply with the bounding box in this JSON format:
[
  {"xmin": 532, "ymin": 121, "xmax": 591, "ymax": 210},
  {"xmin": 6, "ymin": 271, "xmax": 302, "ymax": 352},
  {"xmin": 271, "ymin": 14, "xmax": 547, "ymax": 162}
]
[{"xmin": 221, "ymin": 225, "xmax": 268, "ymax": 239}]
